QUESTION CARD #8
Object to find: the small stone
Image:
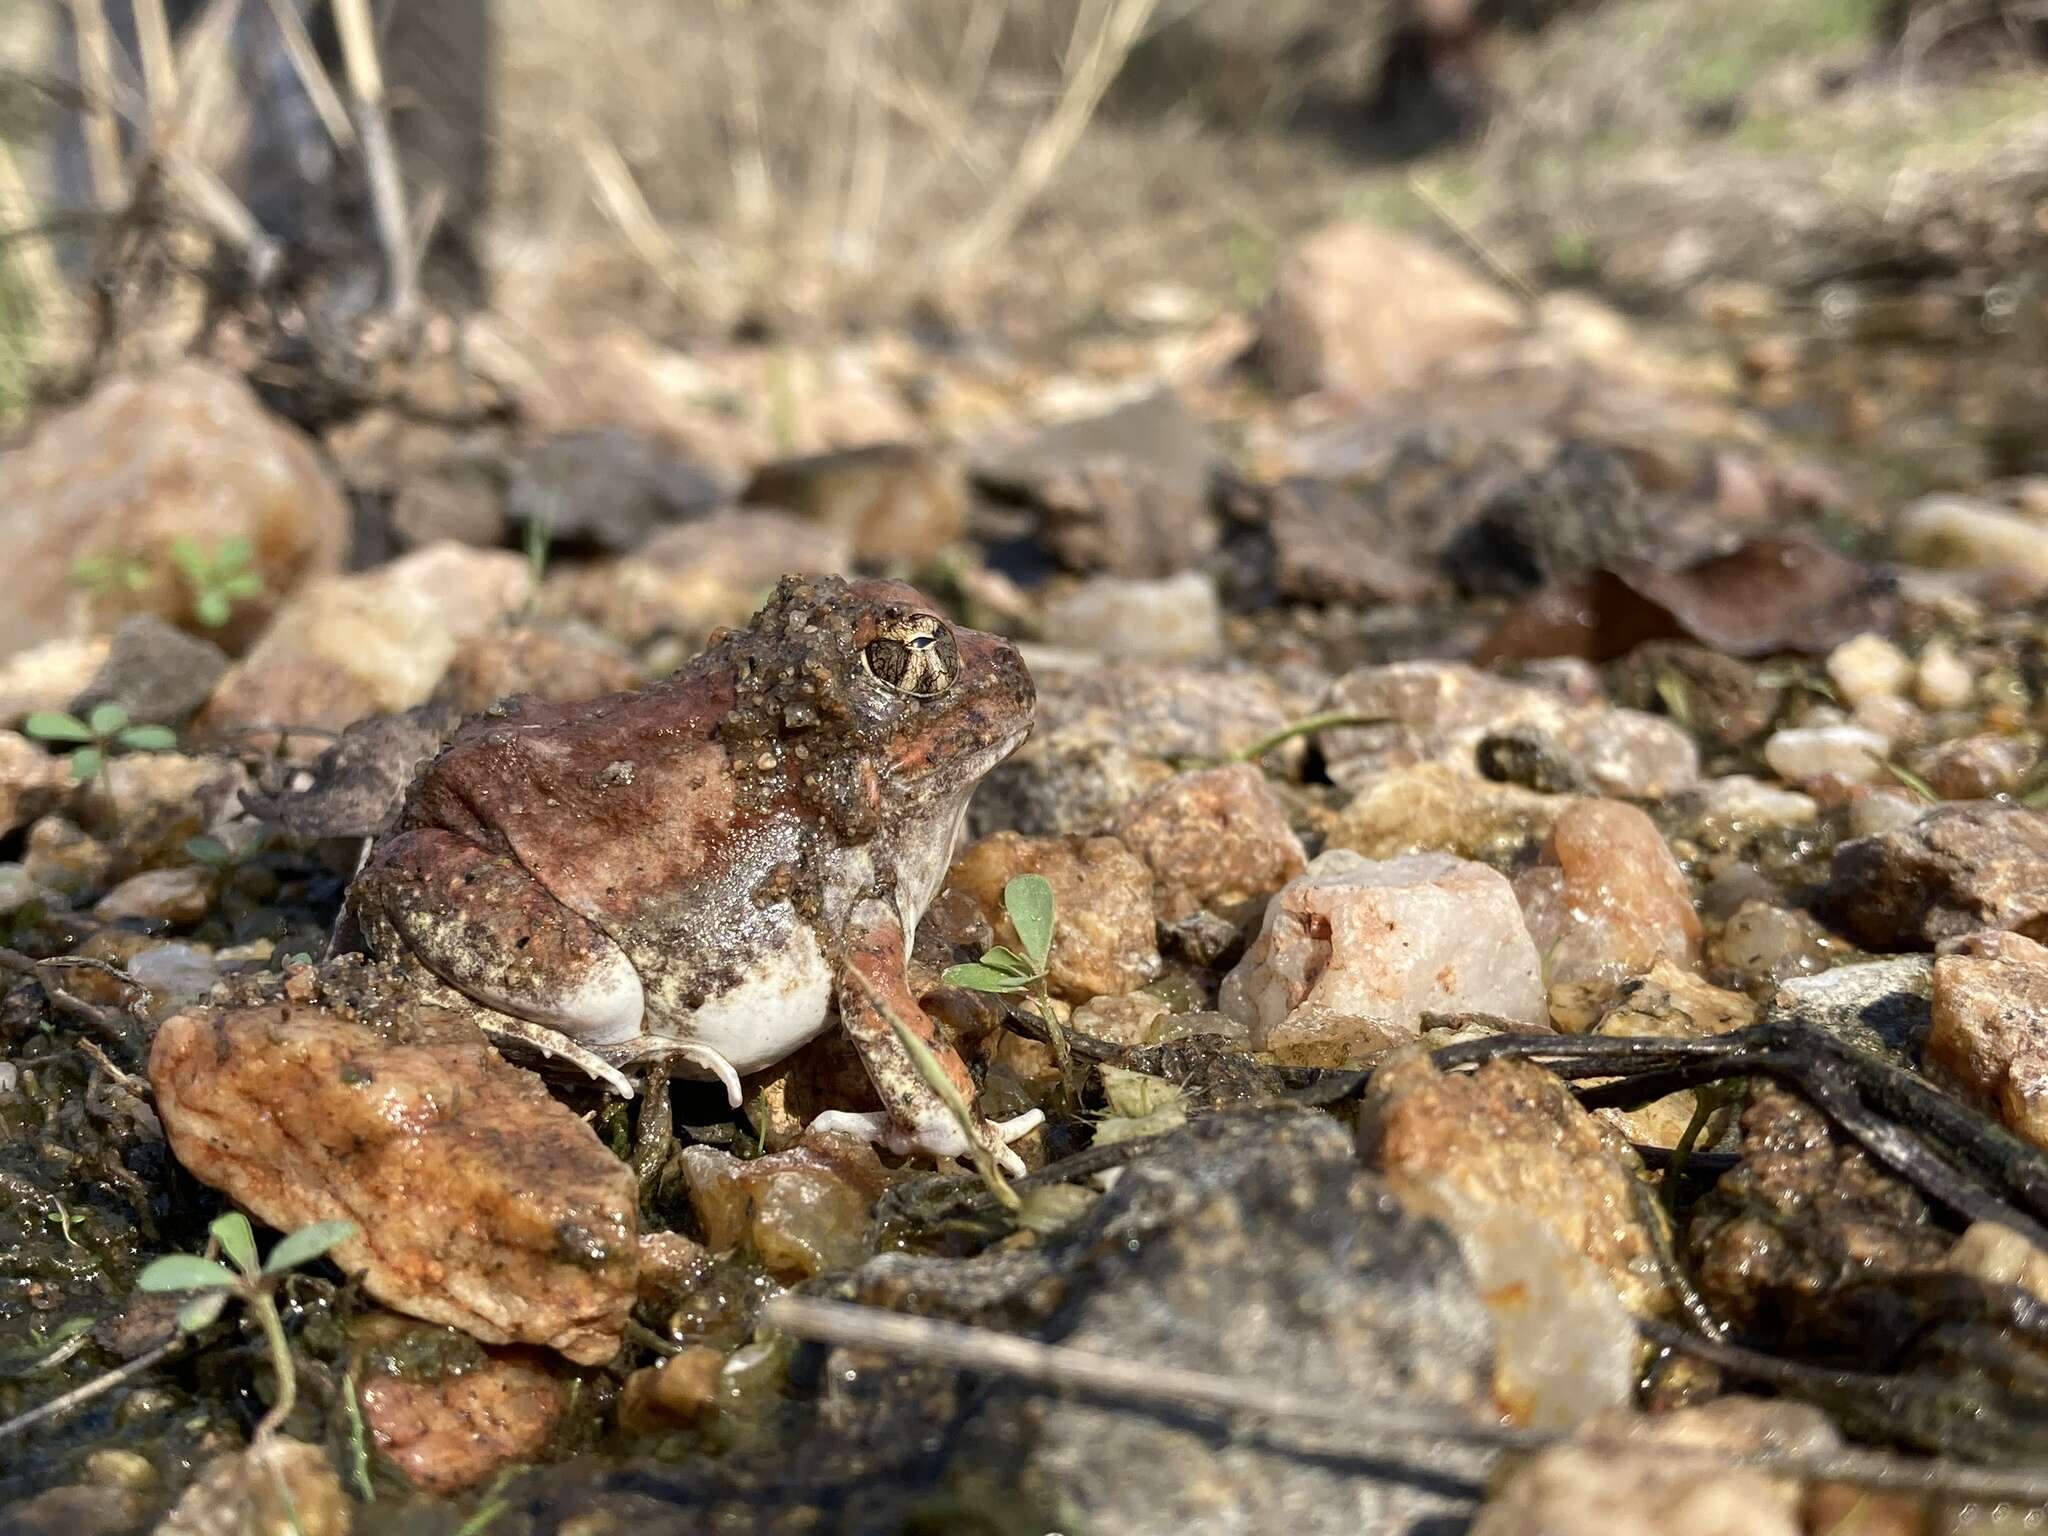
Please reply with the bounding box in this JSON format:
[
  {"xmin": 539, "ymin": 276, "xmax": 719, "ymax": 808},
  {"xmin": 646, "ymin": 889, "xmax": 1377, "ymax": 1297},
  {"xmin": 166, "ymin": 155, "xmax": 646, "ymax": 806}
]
[
  {"xmin": 155, "ymin": 1436, "xmax": 351, "ymax": 1536},
  {"xmin": 1068, "ymin": 992, "xmax": 1177, "ymax": 1047},
  {"xmin": 1362, "ymin": 1052, "xmax": 1674, "ymax": 1317},
  {"xmin": 1824, "ymin": 633, "xmax": 1912, "ymax": 706},
  {"xmin": 1762, "ymin": 723, "xmax": 1889, "ymax": 785},
  {"xmin": 1771, "ymin": 954, "xmax": 1934, "ymax": 1059},
  {"xmin": 1846, "ymin": 785, "xmax": 1925, "ymax": 839},
  {"xmin": 1849, "ymin": 693, "xmax": 1924, "ymax": 748},
  {"xmin": 744, "ymin": 443, "xmax": 966, "ymax": 566},
  {"xmin": 1928, "ymin": 930, "xmax": 2048, "ymax": 1150},
  {"xmin": 1579, "ymin": 961, "xmax": 1759, "ymax": 1146},
  {"xmin": 972, "ymin": 391, "xmax": 1217, "ymax": 577},
  {"xmin": 1327, "ymin": 763, "xmax": 1569, "ymax": 863},
  {"xmin": 150, "ymin": 972, "xmax": 637, "ymax": 1363},
  {"xmin": 1516, "ymin": 800, "xmax": 1701, "ymax": 986},
  {"xmin": 1319, "ymin": 661, "xmax": 1696, "ymax": 800},
  {"xmin": 1684, "ymin": 774, "xmax": 1818, "ymax": 831},
  {"xmin": 1896, "ymin": 493, "xmax": 2048, "ymax": 592},
  {"xmin": 1029, "ymin": 664, "xmax": 1321, "ymax": 772},
  {"xmin": 1040, "ymin": 572, "xmax": 1222, "ymax": 661},
  {"xmin": 1943, "ymin": 1221, "xmax": 2048, "ymax": 1302},
  {"xmin": 24, "ymin": 816, "xmax": 114, "ymax": 902},
  {"xmin": 619, "ymin": 1346, "xmax": 727, "ymax": 1431},
  {"xmin": 1828, "ymin": 803, "xmax": 2048, "ymax": 948},
  {"xmin": 357, "ymin": 1335, "xmax": 564, "ymax": 1494},
  {"xmin": 1914, "ymin": 732, "xmax": 2034, "ymax": 800},
  {"xmin": 93, "ymin": 866, "xmax": 213, "ymax": 926},
  {"xmin": 1714, "ymin": 901, "xmax": 1838, "ymax": 990},
  {"xmin": 0, "ymin": 863, "xmax": 37, "ymax": 914},
  {"xmin": 507, "ymin": 427, "xmax": 723, "ymax": 554},
  {"xmin": 435, "ymin": 626, "xmax": 639, "ymax": 716},
  {"xmin": 679, "ymin": 1132, "xmax": 893, "ymax": 1280},
  {"xmin": 1221, "ymin": 850, "xmax": 1547, "ymax": 1065},
  {"xmin": 196, "ymin": 543, "xmax": 532, "ymax": 748},
  {"xmin": 1114, "ymin": 763, "xmax": 1306, "ymax": 921},
  {"xmin": 128, "ymin": 942, "xmax": 223, "ymax": 1018},
  {"xmin": 0, "ymin": 362, "xmax": 350, "ymax": 659},
  {"xmin": 947, "ymin": 832, "xmax": 1161, "ymax": 1001},
  {"xmin": 1469, "ymin": 1397, "xmax": 1838, "ymax": 1536},
  {"xmin": 1914, "ymin": 640, "xmax": 1974, "ymax": 710},
  {"xmin": 89, "ymin": 751, "xmax": 250, "ymax": 876},
  {"xmin": 1260, "ymin": 478, "xmax": 1438, "ymax": 605},
  {"xmin": 69, "ymin": 615, "xmax": 228, "ymax": 728},
  {"xmin": 0, "ymin": 730, "xmax": 71, "ymax": 838},
  {"xmin": 0, "ymin": 636, "xmax": 111, "ymax": 726},
  {"xmin": 1258, "ymin": 220, "xmax": 1525, "ymax": 400}
]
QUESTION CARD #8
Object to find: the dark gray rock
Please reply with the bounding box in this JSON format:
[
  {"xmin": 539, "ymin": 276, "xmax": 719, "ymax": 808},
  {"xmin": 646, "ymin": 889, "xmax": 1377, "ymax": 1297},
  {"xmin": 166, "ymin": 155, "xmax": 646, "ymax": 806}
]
[
  {"xmin": 973, "ymin": 391, "xmax": 1220, "ymax": 578},
  {"xmin": 1770, "ymin": 954, "xmax": 1934, "ymax": 1061},
  {"xmin": 508, "ymin": 429, "xmax": 725, "ymax": 555},
  {"xmin": 838, "ymin": 1111, "xmax": 1497, "ymax": 1536},
  {"xmin": 70, "ymin": 615, "xmax": 228, "ymax": 728}
]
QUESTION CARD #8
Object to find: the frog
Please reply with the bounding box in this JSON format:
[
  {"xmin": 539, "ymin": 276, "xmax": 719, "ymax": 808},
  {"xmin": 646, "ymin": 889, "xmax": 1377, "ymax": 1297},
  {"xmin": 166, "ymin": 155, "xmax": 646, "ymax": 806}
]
[{"xmin": 338, "ymin": 574, "xmax": 1044, "ymax": 1174}]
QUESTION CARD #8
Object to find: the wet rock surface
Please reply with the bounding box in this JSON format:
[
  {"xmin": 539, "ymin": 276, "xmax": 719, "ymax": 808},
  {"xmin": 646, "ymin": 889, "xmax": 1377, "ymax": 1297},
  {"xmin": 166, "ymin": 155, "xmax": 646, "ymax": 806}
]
[
  {"xmin": 1828, "ymin": 804, "xmax": 2048, "ymax": 949},
  {"xmin": 149, "ymin": 963, "xmax": 638, "ymax": 1363}
]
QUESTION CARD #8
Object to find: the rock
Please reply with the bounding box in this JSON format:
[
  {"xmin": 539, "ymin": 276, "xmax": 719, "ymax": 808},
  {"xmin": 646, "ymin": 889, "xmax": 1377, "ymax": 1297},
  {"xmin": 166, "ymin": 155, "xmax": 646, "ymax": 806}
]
[
  {"xmin": 947, "ymin": 833, "xmax": 1160, "ymax": 1001},
  {"xmin": 1846, "ymin": 785, "xmax": 1926, "ymax": 840},
  {"xmin": 843, "ymin": 1111, "xmax": 1496, "ymax": 1535},
  {"xmin": 1362, "ymin": 1052, "xmax": 1675, "ymax": 1317},
  {"xmin": 1406, "ymin": 1182, "xmax": 1639, "ymax": 1427},
  {"xmin": 23, "ymin": 816, "xmax": 114, "ymax": 901},
  {"xmin": 434, "ymin": 626, "xmax": 639, "ymax": 715},
  {"xmin": 1687, "ymin": 1085, "xmax": 1948, "ymax": 1348},
  {"xmin": 93, "ymin": 866, "xmax": 213, "ymax": 926},
  {"xmin": 679, "ymin": 1131, "xmax": 895, "ymax": 1280},
  {"xmin": 1113, "ymin": 763, "xmax": 1306, "ymax": 922},
  {"xmin": 1927, "ymin": 931, "xmax": 2048, "ymax": 1149},
  {"xmin": 1221, "ymin": 850, "xmax": 1547, "ymax": 1064},
  {"xmin": 1031, "ymin": 662, "xmax": 1320, "ymax": 769},
  {"xmin": 150, "ymin": 965, "xmax": 637, "ymax": 1363},
  {"xmin": 154, "ymin": 1436, "xmax": 350, "ymax": 1536},
  {"xmin": 1770, "ymin": 954, "xmax": 1934, "ymax": 1060},
  {"xmin": 0, "ymin": 364, "xmax": 350, "ymax": 659},
  {"xmin": 1260, "ymin": 478, "xmax": 1439, "ymax": 605},
  {"xmin": 239, "ymin": 701, "xmax": 461, "ymax": 843},
  {"xmin": 507, "ymin": 428, "xmax": 724, "ymax": 554},
  {"xmin": 1713, "ymin": 901, "xmax": 1838, "ymax": 990},
  {"xmin": 1681, "ymin": 774, "xmax": 1818, "ymax": 833},
  {"xmin": 1039, "ymin": 572, "xmax": 1222, "ymax": 660},
  {"xmin": 1825, "ymin": 632, "xmax": 1913, "ymax": 706},
  {"xmin": 1915, "ymin": 640, "xmax": 1974, "ymax": 710},
  {"xmin": 742, "ymin": 444, "xmax": 965, "ymax": 566},
  {"xmin": 1896, "ymin": 494, "xmax": 2048, "ymax": 591},
  {"xmin": 128, "ymin": 942, "xmax": 224, "ymax": 1018},
  {"xmin": 0, "ymin": 1483, "xmax": 149, "ymax": 1536},
  {"xmin": 86, "ymin": 751, "xmax": 250, "ymax": 877},
  {"xmin": 973, "ymin": 392, "xmax": 1218, "ymax": 577},
  {"xmin": 1441, "ymin": 441, "xmax": 1648, "ymax": 598},
  {"xmin": 1515, "ymin": 800, "xmax": 1702, "ymax": 986},
  {"xmin": 1327, "ymin": 763, "xmax": 1569, "ymax": 863},
  {"xmin": 0, "ymin": 862, "xmax": 34, "ymax": 914},
  {"xmin": 0, "ymin": 636, "xmax": 111, "ymax": 726},
  {"xmin": 1914, "ymin": 732, "xmax": 2034, "ymax": 800},
  {"xmin": 1319, "ymin": 661, "xmax": 1697, "ymax": 799},
  {"xmin": 969, "ymin": 738, "xmax": 1176, "ymax": 840},
  {"xmin": 1609, "ymin": 643, "xmax": 1784, "ymax": 751},
  {"xmin": 0, "ymin": 730, "xmax": 70, "ymax": 838},
  {"xmin": 1943, "ymin": 1221, "xmax": 2048, "ymax": 1301},
  {"xmin": 355, "ymin": 1327, "xmax": 564, "ymax": 1494},
  {"xmin": 1570, "ymin": 961, "xmax": 1758, "ymax": 1146},
  {"xmin": 1762, "ymin": 724, "xmax": 1890, "ymax": 786},
  {"xmin": 1827, "ymin": 804, "xmax": 2048, "ymax": 948},
  {"xmin": 196, "ymin": 543, "xmax": 532, "ymax": 747},
  {"xmin": 1469, "ymin": 1397, "xmax": 1838, "ymax": 1536},
  {"xmin": 69, "ymin": 615, "xmax": 228, "ymax": 728},
  {"xmin": 1258, "ymin": 221, "xmax": 1524, "ymax": 400},
  {"xmin": 618, "ymin": 1346, "xmax": 727, "ymax": 1431},
  {"xmin": 639, "ymin": 506, "xmax": 851, "ymax": 610}
]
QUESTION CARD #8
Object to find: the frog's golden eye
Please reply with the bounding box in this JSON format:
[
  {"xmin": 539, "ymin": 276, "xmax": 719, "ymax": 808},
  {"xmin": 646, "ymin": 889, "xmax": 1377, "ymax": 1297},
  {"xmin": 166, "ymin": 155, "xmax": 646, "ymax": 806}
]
[{"xmin": 862, "ymin": 621, "xmax": 955, "ymax": 697}]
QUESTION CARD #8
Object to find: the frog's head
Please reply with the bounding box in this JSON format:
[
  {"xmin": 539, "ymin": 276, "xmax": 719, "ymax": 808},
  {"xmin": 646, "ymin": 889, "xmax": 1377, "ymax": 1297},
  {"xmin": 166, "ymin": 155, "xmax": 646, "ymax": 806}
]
[{"xmin": 718, "ymin": 575, "xmax": 1034, "ymax": 820}]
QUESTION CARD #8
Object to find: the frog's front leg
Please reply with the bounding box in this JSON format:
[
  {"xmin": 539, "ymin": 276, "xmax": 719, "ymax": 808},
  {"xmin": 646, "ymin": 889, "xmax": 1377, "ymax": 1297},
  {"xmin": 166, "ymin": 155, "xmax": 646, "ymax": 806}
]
[
  {"xmin": 348, "ymin": 828, "xmax": 644, "ymax": 1096},
  {"xmin": 814, "ymin": 898, "xmax": 1043, "ymax": 1176}
]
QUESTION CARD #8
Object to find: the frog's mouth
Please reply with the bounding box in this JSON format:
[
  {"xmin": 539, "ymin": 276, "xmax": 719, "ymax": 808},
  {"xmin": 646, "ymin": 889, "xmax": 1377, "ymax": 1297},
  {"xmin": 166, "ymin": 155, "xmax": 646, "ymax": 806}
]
[{"xmin": 887, "ymin": 711, "xmax": 1033, "ymax": 791}]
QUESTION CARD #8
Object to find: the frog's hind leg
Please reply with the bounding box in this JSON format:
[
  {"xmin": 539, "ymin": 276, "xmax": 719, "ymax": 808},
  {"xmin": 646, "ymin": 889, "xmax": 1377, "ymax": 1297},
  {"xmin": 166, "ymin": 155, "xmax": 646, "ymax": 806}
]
[{"xmin": 348, "ymin": 828, "xmax": 643, "ymax": 1097}]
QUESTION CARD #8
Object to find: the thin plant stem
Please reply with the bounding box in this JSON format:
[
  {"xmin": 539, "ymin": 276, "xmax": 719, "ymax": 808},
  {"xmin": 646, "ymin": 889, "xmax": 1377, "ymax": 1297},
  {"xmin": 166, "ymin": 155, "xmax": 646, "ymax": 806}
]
[
  {"xmin": 0, "ymin": 1337, "xmax": 181, "ymax": 1442},
  {"xmin": 1233, "ymin": 712, "xmax": 1391, "ymax": 765},
  {"xmin": 249, "ymin": 1289, "xmax": 295, "ymax": 1440}
]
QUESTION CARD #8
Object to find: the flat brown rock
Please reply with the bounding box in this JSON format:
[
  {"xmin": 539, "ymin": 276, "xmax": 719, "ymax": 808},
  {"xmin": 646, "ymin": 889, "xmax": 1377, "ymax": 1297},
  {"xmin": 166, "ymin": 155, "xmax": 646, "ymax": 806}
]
[{"xmin": 150, "ymin": 981, "xmax": 636, "ymax": 1364}]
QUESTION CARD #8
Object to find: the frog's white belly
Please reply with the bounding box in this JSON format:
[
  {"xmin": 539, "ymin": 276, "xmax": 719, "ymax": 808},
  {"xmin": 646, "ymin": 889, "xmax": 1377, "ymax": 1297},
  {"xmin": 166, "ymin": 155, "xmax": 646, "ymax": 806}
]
[{"xmin": 664, "ymin": 925, "xmax": 836, "ymax": 1076}]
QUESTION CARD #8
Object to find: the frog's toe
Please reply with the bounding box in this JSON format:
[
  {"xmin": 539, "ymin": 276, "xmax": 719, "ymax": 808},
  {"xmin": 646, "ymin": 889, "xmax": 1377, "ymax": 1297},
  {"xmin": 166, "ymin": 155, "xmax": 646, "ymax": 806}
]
[
  {"xmin": 986, "ymin": 1109, "xmax": 1045, "ymax": 1178},
  {"xmin": 479, "ymin": 1015, "xmax": 637, "ymax": 1098},
  {"xmin": 677, "ymin": 1042, "xmax": 745, "ymax": 1108}
]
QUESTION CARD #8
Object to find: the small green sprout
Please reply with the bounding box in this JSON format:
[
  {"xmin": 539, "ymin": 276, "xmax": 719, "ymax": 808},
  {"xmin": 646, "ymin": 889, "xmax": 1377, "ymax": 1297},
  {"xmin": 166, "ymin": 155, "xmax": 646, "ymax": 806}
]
[
  {"xmin": 943, "ymin": 874, "xmax": 1076, "ymax": 1096},
  {"xmin": 171, "ymin": 536, "xmax": 263, "ymax": 628},
  {"xmin": 25, "ymin": 703, "xmax": 177, "ymax": 786},
  {"xmin": 183, "ymin": 834, "xmax": 234, "ymax": 869},
  {"xmin": 138, "ymin": 1212, "xmax": 357, "ymax": 1440},
  {"xmin": 71, "ymin": 551, "xmax": 151, "ymax": 599}
]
